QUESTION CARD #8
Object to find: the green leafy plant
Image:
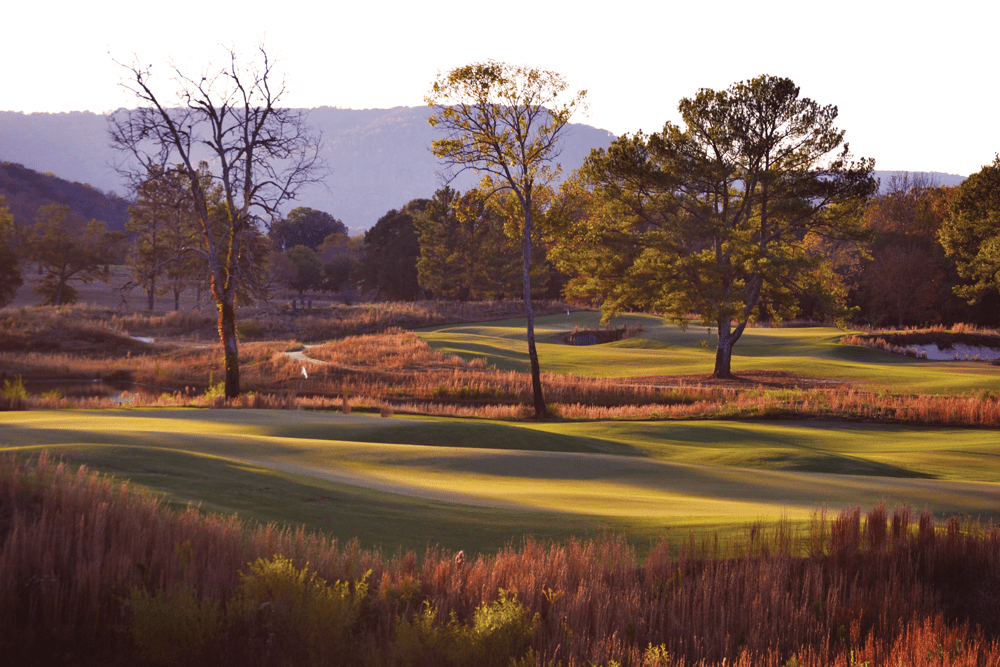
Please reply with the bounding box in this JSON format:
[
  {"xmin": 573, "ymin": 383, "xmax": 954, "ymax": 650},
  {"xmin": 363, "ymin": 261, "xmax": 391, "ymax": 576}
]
[
  {"xmin": 203, "ymin": 374, "xmax": 226, "ymax": 401},
  {"xmin": 2, "ymin": 375, "xmax": 28, "ymax": 400},
  {"xmin": 1, "ymin": 374, "xmax": 28, "ymax": 409},
  {"xmin": 395, "ymin": 590, "xmax": 539, "ymax": 667},
  {"xmin": 237, "ymin": 321, "xmax": 262, "ymax": 339},
  {"xmin": 228, "ymin": 555, "xmax": 369, "ymax": 666}
]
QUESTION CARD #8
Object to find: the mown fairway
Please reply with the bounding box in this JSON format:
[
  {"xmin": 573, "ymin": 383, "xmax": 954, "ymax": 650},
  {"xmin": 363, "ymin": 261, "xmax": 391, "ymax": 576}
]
[
  {"xmin": 3, "ymin": 409, "xmax": 997, "ymax": 556},
  {"xmin": 419, "ymin": 311, "xmax": 1000, "ymax": 395}
]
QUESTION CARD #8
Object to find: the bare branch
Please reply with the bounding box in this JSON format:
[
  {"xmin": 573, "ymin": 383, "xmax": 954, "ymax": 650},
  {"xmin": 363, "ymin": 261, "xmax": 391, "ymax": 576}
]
[{"xmin": 108, "ymin": 43, "xmax": 327, "ymax": 397}]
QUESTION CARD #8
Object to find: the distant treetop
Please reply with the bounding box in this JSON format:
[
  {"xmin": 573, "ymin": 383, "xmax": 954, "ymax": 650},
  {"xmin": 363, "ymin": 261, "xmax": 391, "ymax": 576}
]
[{"xmin": 269, "ymin": 207, "xmax": 348, "ymax": 251}]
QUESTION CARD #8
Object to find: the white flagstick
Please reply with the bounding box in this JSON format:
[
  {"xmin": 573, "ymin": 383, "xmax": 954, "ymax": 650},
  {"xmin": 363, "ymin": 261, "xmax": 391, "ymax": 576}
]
[{"xmin": 298, "ymin": 366, "xmax": 308, "ymax": 412}]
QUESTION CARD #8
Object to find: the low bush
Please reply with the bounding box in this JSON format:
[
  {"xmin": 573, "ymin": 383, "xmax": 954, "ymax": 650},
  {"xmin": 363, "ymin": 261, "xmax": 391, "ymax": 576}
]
[
  {"xmin": 226, "ymin": 555, "xmax": 369, "ymax": 666},
  {"xmin": 237, "ymin": 321, "xmax": 263, "ymax": 339},
  {"xmin": 395, "ymin": 591, "xmax": 539, "ymax": 667},
  {"xmin": 0, "ymin": 374, "xmax": 27, "ymax": 410}
]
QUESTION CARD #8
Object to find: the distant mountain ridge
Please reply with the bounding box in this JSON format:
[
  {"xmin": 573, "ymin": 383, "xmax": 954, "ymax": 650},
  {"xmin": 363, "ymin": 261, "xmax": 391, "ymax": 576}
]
[
  {"xmin": 0, "ymin": 108, "xmax": 616, "ymax": 232},
  {"xmin": 872, "ymin": 170, "xmax": 967, "ymax": 191},
  {"xmin": 0, "ymin": 109, "xmax": 968, "ymax": 231}
]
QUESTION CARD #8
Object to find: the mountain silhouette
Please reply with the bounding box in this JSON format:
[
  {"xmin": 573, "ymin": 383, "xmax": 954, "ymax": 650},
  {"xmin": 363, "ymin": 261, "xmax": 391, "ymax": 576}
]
[{"xmin": 0, "ymin": 108, "xmax": 616, "ymax": 232}]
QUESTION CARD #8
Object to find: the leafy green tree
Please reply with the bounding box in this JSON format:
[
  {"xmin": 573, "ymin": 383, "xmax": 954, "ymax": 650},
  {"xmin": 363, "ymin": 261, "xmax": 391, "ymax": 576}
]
[
  {"xmin": 110, "ymin": 44, "xmax": 323, "ymax": 397},
  {"xmin": 28, "ymin": 203, "xmax": 125, "ymax": 306},
  {"xmin": 426, "ymin": 61, "xmax": 586, "ymax": 417},
  {"xmin": 126, "ymin": 166, "xmax": 205, "ymax": 310},
  {"xmin": 269, "ymin": 207, "xmax": 348, "ymax": 252},
  {"xmin": 415, "ymin": 185, "xmax": 533, "ymax": 301},
  {"xmin": 555, "ymin": 75, "xmax": 875, "ymax": 378},
  {"xmin": 939, "ymin": 155, "xmax": 1000, "ymax": 305},
  {"xmin": 856, "ymin": 174, "xmax": 956, "ymax": 327},
  {"xmin": 0, "ymin": 197, "xmax": 23, "ymax": 307},
  {"xmin": 414, "ymin": 186, "xmax": 468, "ymax": 299},
  {"xmin": 281, "ymin": 245, "xmax": 324, "ymax": 296},
  {"xmin": 360, "ymin": 203, "xmax": 425, "ymax": 300},
  {"xmin": 317, "ymin": 233, "xmax": 363, "ymax": 295}
]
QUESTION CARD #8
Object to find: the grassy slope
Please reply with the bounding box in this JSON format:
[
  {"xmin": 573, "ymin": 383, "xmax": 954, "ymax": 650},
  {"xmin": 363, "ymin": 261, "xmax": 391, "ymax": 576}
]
[
  {"xmin": 3, "ymin": 409, "xmax": 998, "ymax": 556},
  {"xmin": 418, "ymin": 311, "xmax": 1000, "ymax": 395}
]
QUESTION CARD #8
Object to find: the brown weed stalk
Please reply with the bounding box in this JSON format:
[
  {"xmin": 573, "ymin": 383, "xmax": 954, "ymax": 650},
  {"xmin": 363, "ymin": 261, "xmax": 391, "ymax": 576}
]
[{"xmin": 2, "ymin": 456, "xmax": 999, "ymax": 666}]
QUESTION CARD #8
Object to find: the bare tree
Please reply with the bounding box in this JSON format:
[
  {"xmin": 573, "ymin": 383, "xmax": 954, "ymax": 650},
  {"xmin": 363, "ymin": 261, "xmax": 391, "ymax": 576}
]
[
  {"xmin": 426, "ymin": 61, "xmax": 586, "ymax": 418},
  {"xmin": 110, "ymin": 44, "xmax": 324, "ymax": 397}
]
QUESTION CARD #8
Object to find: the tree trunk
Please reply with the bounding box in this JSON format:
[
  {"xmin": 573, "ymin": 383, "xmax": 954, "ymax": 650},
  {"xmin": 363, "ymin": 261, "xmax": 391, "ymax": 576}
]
[
  {"xmin": 147, "ymin": 278, "xmax": 155, "ymax": 311},
  {"xmin": 218, "ymin": 297, "xmax": 240, "ymax": 399},
  {"xmin": 522, "ymin": 207, "xmax": 547, "ymax": 419},
  {"xmin": 174, "ymin": 288, "xmax": 180, "ymax": 312},
  {"xmin": 713, "ymin": 319, "xmax": 736, "ymax": 379}
]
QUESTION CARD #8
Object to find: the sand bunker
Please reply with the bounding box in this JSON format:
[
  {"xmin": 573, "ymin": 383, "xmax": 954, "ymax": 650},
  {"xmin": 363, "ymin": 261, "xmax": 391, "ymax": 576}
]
[{"xmin": 910, "ymin": 343, "xmax": 1000, "ymax": 361}]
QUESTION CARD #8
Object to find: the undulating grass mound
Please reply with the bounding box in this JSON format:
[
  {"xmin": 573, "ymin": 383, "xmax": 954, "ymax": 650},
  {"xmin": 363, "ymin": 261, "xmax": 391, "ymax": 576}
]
[{"xmin": 3, "ymin": 410, "xmax": 998, "ymax": 554}]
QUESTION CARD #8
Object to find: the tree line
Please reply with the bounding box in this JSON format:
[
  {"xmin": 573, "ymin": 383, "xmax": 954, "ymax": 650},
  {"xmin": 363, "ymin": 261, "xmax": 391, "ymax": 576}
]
[
  {"xmin": 6, "ymin": 159, "xmax": 991, "ymax": 327},
  {"xmin": 358, "ymin": 158, "xmax": 999, "ymax": 332}
]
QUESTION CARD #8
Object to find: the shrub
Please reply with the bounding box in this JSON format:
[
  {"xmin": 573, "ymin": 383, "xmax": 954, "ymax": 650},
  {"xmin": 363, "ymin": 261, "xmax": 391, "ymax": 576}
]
[
  {"xmin": 1, "ymin": 374, "xmax": 27, "ymax": 410},
  {"xmin": 394, "ymin": 590, "xmax": 539, "ymax": 667},
  {"xmin": 447, "ymin": 590, "xmax": 539, "ymax": 667},
  {"xmin": 203, "ymin": 378, "xmax": 226, "ymax": 401},
  {"xmin": 237, "ymin": 321, "xmax": 263, "ymax": 339},
  {"xmin": 227, "ymin": 555, "xmax": 369, "ymax": 666},
  {"xmin": 645, "ymin": 643, "xmax": 672, "ymax": 667}
]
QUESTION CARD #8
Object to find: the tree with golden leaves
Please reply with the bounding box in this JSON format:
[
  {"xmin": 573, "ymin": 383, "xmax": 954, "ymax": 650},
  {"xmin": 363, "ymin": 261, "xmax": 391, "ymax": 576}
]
[{"xmin": 426, "ymin": 61, "xmax": 586, "ymax": 418}]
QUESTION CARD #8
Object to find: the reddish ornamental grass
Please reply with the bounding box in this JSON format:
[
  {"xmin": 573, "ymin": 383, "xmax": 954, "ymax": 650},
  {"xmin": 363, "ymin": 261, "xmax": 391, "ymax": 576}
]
[{"xmin": 1, "ymin": 454, "xmax": 998, "ymax": 666}]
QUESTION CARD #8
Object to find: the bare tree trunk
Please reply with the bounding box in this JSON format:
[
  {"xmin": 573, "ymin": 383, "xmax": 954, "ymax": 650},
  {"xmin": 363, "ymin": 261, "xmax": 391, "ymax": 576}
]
[
  {"xmin": 713, "ymin": 319, "xmax": 736, "ymax": 379},
  {"xmin": 218, "ymin": 298, "xmax": 240, "ymax": 398},
  {"xmin": 147, "ymin": 277, "xmax": 155, "ymax": 311},
  {"xmin": 523, "ymin": 208, "xmax": 547, "ymax": 419},
  {"xmin": 212, "ymin": 251, "xmax": 241, "ymax": 398}
]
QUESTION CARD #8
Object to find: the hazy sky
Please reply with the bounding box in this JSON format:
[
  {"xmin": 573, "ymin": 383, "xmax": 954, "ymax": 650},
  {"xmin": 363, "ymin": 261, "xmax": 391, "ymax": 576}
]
[{"xmin": 2, "ymin": 0, "xmax": 996, "ymax": 176}]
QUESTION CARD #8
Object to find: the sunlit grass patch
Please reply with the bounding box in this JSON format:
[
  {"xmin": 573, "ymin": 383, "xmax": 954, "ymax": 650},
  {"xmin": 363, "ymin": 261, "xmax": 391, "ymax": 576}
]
[
  {"xmin": 420, "ymin": 313, "xmax": 1000, "ymax": 395},
  {"xmin": 4, "ymin": 410, "xmax": 998, "ymax": 553}
]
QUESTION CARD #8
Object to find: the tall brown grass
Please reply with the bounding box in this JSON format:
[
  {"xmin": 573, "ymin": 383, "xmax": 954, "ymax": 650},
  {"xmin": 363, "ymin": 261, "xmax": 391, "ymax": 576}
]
[
  {"xmin": 2, "ymin": 454, "xmax": 999, "ymax": 666},
  {"xmin": 282, "ymin": 299, "xmax": 569, "ymax": 343},
  {"xmin": 0, "ymin": 299, "xmax": 569, "ymax": 348},
  {"xmin": 9, "ymin": 328, "xmax": 1000, "ymax": 427}
]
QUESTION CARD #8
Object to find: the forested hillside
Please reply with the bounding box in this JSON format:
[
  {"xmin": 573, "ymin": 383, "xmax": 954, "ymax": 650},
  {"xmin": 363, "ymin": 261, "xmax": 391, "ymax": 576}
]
[
  {"xmin": 0, "ymin": 108, "xmax": 616, "ymax": 231},
  {"xmin": 0, "ymin": 161, "xmax": 130, "ymax": 231}
]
